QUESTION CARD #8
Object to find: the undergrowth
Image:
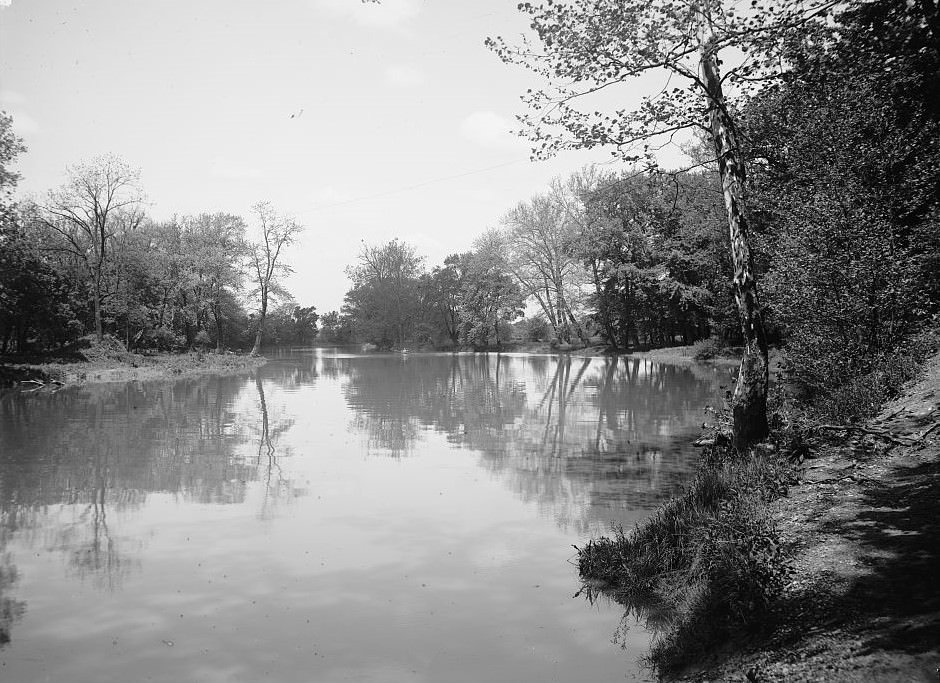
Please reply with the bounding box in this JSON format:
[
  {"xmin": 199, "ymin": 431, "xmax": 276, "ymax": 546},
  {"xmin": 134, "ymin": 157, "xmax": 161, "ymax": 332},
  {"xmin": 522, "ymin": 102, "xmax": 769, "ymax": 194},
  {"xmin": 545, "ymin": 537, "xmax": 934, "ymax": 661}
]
[
  {"xmin": 575, "ymin": 436, "xmax": 795, "ymax": 676},
  {"xmin": 576, "ymin": 327, "xmax": 939, "ymax": 677}
]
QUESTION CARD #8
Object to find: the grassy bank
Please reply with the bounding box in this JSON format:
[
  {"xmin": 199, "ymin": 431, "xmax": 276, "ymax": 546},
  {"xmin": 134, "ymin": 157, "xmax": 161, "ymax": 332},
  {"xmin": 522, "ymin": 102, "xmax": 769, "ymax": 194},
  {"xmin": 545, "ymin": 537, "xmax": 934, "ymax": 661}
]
[
  {"xmin": 575, "ymin": 330, "xmax": 940, "ymax": 679},
  {"xmin": 0, "ymin": 336, "xmax": 266, "ymax": 387},
  {"xmin": 577, "ymin": 438, "xmax": 794, "ymax": 676}
]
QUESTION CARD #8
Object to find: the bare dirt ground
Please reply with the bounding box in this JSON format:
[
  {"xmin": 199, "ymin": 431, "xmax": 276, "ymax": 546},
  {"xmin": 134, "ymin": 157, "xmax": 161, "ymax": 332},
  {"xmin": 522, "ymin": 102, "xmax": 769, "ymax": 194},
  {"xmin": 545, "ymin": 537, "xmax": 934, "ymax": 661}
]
[{"xmin": 684, "ymin": 353, "xmax": 940, "ymax": 682}]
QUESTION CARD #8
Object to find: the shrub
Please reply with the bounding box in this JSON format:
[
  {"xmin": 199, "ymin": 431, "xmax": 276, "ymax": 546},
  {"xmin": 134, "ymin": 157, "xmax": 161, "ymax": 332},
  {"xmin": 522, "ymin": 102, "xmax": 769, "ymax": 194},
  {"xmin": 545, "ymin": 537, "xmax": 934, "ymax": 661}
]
[
  {"xmin": 576, "ymin": 440, "xmax": 792, "ymax": 676},
  {"xmin": 691, "ymin": 337, "xmax": 724, "ymax": 361},
  {"xmin": 140, "ymin": 327, "xmax": 184, "ymax": 352},
  {"xmin": 194, "ymin": 330, "xmax": 212, "ymax": 350}
]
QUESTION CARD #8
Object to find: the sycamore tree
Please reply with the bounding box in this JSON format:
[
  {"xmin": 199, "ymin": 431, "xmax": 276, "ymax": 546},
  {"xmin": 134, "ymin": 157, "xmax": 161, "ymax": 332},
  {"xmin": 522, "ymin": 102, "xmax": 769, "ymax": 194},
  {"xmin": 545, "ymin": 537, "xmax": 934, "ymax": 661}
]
[
  {"xmin": 247, "ymin": 202, "xmax": 303, "ymax": 355},
  {"xmin": 488, "ymin": 0, "xmax": 838, "ymax": 450},
  {"xmin": 501, "ymin": 176, "xmax": 592, "ymax": 345}
]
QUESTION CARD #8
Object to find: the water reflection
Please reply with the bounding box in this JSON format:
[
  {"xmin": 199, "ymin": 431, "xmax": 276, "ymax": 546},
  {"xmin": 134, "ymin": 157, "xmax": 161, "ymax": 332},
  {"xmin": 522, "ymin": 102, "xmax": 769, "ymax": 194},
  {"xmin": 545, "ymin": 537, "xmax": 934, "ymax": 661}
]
[
  {"xmin": 0, "ymin": 351, "xmax": 721, "ymax": 681},
  {"xmin": 0, "ymin": 376, "xmax": 262, "ymax": 646},
  {"xmin": 253, "ymin": 374, "xmax": 298, "ymax": 519},
  {"xmin": 326, "ymin": 352, "xmax": 719, "ymax": 534}
]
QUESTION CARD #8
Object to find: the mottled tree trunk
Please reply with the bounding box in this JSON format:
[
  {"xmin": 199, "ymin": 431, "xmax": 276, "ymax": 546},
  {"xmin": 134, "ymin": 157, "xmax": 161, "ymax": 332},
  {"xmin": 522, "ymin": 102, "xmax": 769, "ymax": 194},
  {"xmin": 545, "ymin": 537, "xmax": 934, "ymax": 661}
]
[{"xmin": 701, "ymin": 37, "xmax": 769, "ymax": 451}]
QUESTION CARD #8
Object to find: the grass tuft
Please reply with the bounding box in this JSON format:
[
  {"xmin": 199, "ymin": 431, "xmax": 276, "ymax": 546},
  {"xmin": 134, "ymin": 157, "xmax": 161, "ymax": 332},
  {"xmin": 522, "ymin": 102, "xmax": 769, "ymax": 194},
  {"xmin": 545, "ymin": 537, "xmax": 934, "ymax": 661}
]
[{"xmin": 575, "ymin": 438, "xmax": 793, "ymax": 676}]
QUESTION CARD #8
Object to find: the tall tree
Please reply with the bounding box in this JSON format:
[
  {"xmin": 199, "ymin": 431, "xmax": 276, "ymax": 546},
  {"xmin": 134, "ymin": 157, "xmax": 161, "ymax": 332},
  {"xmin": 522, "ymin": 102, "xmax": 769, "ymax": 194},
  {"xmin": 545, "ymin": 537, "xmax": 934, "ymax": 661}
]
[
  {"xmin": 247, "ymin": 202, "xmax": 303, "ymax": 355},
  {"xmin": 488, "ymin": 0, "xmax": 837, "ymax": 449},
  {"xmin": 501, "ymin": 176, "xmax": 590, "ymax": 345},
  {"xmin": 459, "ymin": 231, "xmax": 526, "ymax": 348},
  {"xmin": 344, "ymin": 239, "xmax": 424, "ymax": 349},
  {"xmin": 0, "ymin": 112, "xmax": 25, "ymax": 213},
  {"xmin": 37, "ymin": 154, "xmax": 145, "ymax": 342},
  {"xmin": 423, "ymin": 255, "xmax": 465, "ymax": 346},
  {"xmin": 182, "ymin": 213, "xmax": 247, "ymax": 351}
]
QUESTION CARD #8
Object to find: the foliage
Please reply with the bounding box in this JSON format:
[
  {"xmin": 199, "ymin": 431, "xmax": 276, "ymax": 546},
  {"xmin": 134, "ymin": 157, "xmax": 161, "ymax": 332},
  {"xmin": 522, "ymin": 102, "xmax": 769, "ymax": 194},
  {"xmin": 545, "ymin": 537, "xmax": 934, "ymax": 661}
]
[
  {"xmin": 500, "ymin": 176, "xmax": 591, "ymax": 344},
  {"xmin": 36, "ymin": 154, "xmax": 146, "ymax": 342},
  {"xmin": 261, "ymin": 303, "xmax": 319, "ymax": 347},
  {"xmin": 247, "ymin": 202, "xmax": 304, "ymax": 355},
  {"xmin": 746, "ymin": 0, "xmax": 940, "ymax": 413},
  {"xmin": 457, "ymin": 233, "xmax": 525, "ymax": 348},
  {"xmin": 691, "ymin": 336, "xmax": 724, "ymax": 361},
  {"xmin": 576, "ymin": 442, "xmax": 793, "ymax": 675},
  {"xmin": 343, "ymin": 239, "xmax": 425, "ymax": 349},
  {"xmin": 0, "ymin": 128, "xmax": 311, "ymax": 354},
  {"xmin": 576, "ymin": 169, "xmax": 733, "ymax": 349}
]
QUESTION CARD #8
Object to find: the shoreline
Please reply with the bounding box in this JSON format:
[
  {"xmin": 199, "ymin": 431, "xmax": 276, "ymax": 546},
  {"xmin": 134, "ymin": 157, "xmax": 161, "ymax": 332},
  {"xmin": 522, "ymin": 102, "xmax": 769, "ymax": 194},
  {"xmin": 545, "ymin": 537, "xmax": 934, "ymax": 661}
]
[
  {"xmin": 1, "ymin": 343, "xmax": 730, "ymax": 389},
  {"xmin": 0, "ymin": 352, "xmax": 267, "ymax": 388},
  {"xmin": 679, "ymin": 352, "xmax": 940, "ymax": 682}
]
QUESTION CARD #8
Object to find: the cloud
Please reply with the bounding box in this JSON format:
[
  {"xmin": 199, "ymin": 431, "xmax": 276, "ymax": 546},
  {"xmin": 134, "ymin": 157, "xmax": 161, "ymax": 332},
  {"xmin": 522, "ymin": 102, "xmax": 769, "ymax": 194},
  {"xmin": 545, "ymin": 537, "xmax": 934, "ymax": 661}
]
[
  {"xmin": 383, "ymin": 65, "xmax": 425, "ymax": 88},
  {"xmin": 459, "ymin": 111, "xmax": 525, "ymax": 150},
  {"xmin": 209, "ymin": 159, "xmax": 264, "ymax": 180},
  {"xmin": 312, "ymin": 0, "xmax": 419, "ymax": 29}
]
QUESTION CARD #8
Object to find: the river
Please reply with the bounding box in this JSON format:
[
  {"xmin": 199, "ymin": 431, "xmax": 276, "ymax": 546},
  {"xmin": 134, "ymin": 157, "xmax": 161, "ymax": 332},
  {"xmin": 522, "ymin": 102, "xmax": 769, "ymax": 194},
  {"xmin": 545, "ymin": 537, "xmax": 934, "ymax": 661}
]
[{"xmin": 0, "ymin": 349, "xmax": 726, "ymax": 682}]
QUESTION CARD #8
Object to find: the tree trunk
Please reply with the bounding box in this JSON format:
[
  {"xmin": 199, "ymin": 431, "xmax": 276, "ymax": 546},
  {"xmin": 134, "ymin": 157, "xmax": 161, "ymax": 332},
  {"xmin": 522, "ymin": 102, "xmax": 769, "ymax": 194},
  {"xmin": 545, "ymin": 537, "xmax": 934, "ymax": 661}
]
[
  {"xmin": 591, "ymin": 259, "xmax": 617, "ymax": 349},
  {"xmin": 213, "ymin": 302, "xmax": 224, "ymax": 353},
  {"xmin": 251, "ymin": 290, "xmax": 267, "ymax": 356},
  {"xmin": 93, "ymin": 284, "xmax": 103, "ymax": 343},
  {"xmin": 700, "ymin": 35, "xmax": 769, "ymax": 451}
]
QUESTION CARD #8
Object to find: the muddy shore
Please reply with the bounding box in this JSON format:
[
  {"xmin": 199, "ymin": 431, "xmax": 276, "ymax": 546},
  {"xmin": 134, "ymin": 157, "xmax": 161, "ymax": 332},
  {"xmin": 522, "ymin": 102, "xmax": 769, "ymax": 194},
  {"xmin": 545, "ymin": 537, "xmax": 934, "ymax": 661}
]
[{"xmin": 0, "ymin": 352, "xmax": 267, "ymax": 388}]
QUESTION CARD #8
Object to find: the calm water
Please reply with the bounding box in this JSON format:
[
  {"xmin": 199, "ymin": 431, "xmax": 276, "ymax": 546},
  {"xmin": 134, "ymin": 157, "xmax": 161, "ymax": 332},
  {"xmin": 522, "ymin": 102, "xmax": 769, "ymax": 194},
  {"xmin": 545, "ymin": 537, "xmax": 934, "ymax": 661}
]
[{"xmin": 0, "ymin": 350, "xmax": 725, "ymax": 682}]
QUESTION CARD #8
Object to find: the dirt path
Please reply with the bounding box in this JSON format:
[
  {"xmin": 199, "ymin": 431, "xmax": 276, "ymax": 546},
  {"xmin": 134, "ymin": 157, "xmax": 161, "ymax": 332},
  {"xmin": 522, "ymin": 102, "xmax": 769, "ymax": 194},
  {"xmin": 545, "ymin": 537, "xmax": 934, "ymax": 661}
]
[{"xmin": 686, "ymin": 354, "xmax": 940, "ymax": 682}]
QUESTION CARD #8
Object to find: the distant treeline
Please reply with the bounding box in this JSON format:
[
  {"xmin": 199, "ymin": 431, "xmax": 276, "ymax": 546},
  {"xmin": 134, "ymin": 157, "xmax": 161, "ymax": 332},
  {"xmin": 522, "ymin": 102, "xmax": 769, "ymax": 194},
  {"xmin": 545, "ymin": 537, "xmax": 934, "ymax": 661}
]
[
  {"xmin": 318, "ymin": 0, "xmax": 940, "ymax": 417},
  {"xmin": 0, "ymin": 151, "xmax": 313, "ymax": 355},
  {"xmin": 3, "ymin": 0, "xmax": 940, "ymax": 416},
  {"xmin": 319, "ymin": 169, "xmax": 737, "ymax": 352}
]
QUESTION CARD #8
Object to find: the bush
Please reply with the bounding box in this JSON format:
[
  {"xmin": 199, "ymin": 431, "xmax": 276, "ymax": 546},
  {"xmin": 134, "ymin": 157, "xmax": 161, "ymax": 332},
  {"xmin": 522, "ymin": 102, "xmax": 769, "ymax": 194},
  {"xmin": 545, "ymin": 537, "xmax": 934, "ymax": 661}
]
[
  {"xmin": 691, "ymin": 336, "xmax": 724, "ymax": 361},
  {"xmin": 73, "ymin": 334, "xmax": 138, "ymax": 364},
  {"xmin": 140, "ymin": 327, "xmax": 185, "ymax": 352},
  {"xmin": 576, "ymin": 440, "xmax": 793, "ymax": 676},
  {"xmin": 194, "ymin": 330, "xmax": 212, "ymax": 350},
  {"xmin": 783, "ymin": 326, "xmax": 940, "ymax": 423}
]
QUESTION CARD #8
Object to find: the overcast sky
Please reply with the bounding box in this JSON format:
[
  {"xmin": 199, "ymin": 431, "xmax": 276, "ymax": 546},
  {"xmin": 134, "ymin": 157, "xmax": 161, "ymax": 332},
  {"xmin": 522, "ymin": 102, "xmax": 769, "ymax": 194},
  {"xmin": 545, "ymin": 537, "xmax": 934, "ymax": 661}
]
[{"xmin": 0, "ymin": 0, "xmax": 686, "ymax": 312}]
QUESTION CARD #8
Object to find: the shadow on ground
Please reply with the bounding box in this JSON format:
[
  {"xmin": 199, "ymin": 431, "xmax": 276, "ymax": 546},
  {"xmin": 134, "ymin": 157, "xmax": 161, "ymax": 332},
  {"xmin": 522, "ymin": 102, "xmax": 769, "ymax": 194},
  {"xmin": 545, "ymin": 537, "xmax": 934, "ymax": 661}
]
[{"xmin": 829, "ymin": 459, "xmax": 940, "ymax": 654}]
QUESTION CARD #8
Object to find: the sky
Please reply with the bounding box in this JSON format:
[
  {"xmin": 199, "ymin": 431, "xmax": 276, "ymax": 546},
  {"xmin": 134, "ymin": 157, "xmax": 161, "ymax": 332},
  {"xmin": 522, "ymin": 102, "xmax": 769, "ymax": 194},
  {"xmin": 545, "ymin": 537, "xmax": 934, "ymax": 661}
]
[{"xmin": 0, "ymin": 0, "xmax": 687, "ymax": 312}]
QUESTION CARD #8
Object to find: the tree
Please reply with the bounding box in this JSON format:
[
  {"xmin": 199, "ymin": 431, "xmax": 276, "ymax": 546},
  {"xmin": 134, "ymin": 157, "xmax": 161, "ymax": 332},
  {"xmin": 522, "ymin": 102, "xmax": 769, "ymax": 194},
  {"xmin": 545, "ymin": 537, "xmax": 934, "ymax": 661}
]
[
  {"xmin": 422, "ymin": 254, "xmax": 465, "ymax": 346},
  {"xmin": 0, "ymin": 112, "xmax": 25, "ymax": 213},
  {"xmin": 182, "ymin": 213, "xmax": 247, "ymax": 351},
  {"xmin": 291, "ymin": 305, "xmax": 319, "ymax": 345},
  {"xmin": 487, "ymin": 0, "xmax": 838, "ymax": 449},
  {"xmin": 318, "ymin": 310, "xmax": 354, "ymax": 345},
  {"xmin": 575, "ymin": 169, "xmax": 728, "ymax": 350},
  {"xmin": 37, "ymin": 154, "xmax": 146, "ymax": 342},
  {"xmin": 744, "ymin": 0, "xmax": 940, "ymax": 415},
  {"xmin": 344, "ymin": 239, "xmax": 424, "ymax": 349},
  {"xmin": 458, "ymin": 232, "xmax": 526, "ymax": 348},
  {"xmin": 247, "ymin": 202, "xmax": 303, "ymax": 355},
  {"xmin": 501, "ymin": 175, "xmax": 591, "ymax": 345}
]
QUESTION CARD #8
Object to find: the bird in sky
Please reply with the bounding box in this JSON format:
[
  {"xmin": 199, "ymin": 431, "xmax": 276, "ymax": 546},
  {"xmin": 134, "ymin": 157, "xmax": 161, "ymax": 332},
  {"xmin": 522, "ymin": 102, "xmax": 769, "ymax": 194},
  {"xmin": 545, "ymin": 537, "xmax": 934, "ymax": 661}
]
[{"xmin": 289, "ymin": 108, "xmax": 304, "ymax": 119}]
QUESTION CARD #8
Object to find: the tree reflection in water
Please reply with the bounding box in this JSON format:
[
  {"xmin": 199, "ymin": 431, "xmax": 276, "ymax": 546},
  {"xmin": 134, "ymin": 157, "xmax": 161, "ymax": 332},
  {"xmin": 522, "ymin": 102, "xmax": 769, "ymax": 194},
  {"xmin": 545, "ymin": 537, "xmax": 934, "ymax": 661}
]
[
  {"xmin": 0, "ymin": 374, "xmax": 261, "ymax": 645},
  {"xmin": 332, "ymin": 352, "xmax": 721, "ymax": 535},
  {"xmin": 252, "ymin": 373, "xmax": 297, "ymax": 519}
]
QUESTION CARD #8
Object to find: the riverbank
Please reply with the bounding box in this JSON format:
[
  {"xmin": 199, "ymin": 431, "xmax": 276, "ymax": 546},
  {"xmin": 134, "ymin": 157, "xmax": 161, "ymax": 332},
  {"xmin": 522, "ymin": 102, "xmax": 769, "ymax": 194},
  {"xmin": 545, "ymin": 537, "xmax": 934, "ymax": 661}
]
[
  {"xmin": 0, "ymin": 344, "xmax": 266, "ymax": 388},
  {"xmin": 679, "ymin": 351, "xmax": 940, "ymax": 682},
  {"xmin": 576, "ymin": 338, "xmax": 940, "ymax": 681}
]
